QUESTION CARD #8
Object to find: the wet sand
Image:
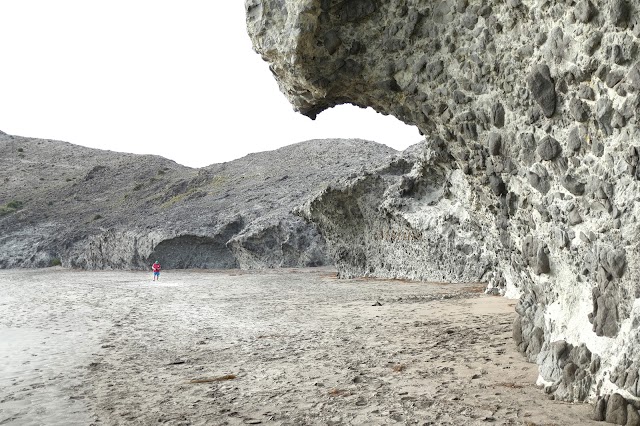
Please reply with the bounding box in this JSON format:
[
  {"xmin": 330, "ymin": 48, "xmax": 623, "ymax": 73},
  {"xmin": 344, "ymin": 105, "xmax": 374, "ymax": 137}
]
[{"xmin": 0, "ymin": 267, "xmax": 597, "ymax": 425}]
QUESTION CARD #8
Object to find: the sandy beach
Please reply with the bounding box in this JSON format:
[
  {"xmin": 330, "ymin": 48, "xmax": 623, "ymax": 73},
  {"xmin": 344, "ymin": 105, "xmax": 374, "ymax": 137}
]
[{"xmin": 0, "ymin": 267, "xmax": 598, "ymax": 425}]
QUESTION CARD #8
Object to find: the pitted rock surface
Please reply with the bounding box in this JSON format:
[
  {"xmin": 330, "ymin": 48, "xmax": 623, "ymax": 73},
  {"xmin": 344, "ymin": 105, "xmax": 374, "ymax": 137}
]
[
  {"xmin": 247, "ymin": 0, "xmax": 640, "ymax": 415},
  {"xmin": 0, "ymin": 134, "xmax": 396, "ymax": 270}
]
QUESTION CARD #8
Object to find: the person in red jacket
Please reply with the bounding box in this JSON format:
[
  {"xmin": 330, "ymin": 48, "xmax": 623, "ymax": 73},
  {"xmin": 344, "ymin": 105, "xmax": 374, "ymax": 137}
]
[{"xmin": 152, "ymin": 260, "xmax": 161, "ymax": 281}]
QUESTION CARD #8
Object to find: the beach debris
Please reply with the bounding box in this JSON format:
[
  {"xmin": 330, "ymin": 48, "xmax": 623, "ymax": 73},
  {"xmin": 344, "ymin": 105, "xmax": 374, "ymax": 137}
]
[
  {"xmin": 372, "ymin": 301, "xmax": 383, "ymax": 306},
  {"xmin": 328, "ymin": 388, "xmax": 350, "ymax": 397},
  {"xmin": 392, "ymin": 364, "xmax": 406, "ymax": 372},
  {"xmin": 496, "ymin": 382, "xmax": 524, "ymax": 389},
  {"xmin": 189, "ymin": 374, "xmax": 237, "ymax": 384}
]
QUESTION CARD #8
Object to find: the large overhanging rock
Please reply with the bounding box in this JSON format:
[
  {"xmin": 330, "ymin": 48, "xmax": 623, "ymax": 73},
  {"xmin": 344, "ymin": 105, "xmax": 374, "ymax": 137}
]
[{"xmin": 246, "ymin": 0, "xmax": 640, "ymax": 418}]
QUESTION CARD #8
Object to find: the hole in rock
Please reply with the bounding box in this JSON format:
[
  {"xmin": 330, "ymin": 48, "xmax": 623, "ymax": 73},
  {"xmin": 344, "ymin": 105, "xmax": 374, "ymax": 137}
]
[
  {"xmin": 149, "ymin": 235, "xmax": 238, "ymax": 269},
  {"xmin": 309, "ymin": 105, "xmax": 423, "ymax": 153}
]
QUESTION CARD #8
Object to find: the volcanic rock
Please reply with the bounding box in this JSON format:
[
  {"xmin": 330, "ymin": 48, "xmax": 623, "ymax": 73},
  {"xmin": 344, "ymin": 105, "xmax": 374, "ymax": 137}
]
[
  {"xmin": 246, "ymin": 0, "xmax": 640, "ymax": 417},
  {"xmin": 0, "ymin": 134, "xmax": 397, "ymax": 269}
]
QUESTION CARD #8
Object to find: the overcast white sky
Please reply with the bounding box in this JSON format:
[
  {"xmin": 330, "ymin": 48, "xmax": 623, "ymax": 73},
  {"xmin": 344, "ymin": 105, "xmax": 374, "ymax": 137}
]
[{"xmin": 0, "ymin": 1, "xmax": 421, "ymax": 168}]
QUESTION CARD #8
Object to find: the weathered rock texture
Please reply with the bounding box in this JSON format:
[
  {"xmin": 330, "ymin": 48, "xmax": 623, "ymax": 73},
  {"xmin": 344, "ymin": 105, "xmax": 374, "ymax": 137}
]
[
  {"xmin": 0, "ymin": 134, "xmax": 396, "ymax": 270},
  {"xmin": 247, "ymin": 0, "xmax": 640, "ymax": 417}
]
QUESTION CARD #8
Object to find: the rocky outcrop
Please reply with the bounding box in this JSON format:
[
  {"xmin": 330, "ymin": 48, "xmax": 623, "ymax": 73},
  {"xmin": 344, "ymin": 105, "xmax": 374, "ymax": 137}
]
[
  {"xmin": 300, "ymin": 147, "xmax": 497, "ymax": 283},
  {"xmin": 247, "ymin": 0, "xmax": 640, "ymax": 417},
  {"xmin": 0, "ymin": 134, "xmax": 396, "ymax": 270}
]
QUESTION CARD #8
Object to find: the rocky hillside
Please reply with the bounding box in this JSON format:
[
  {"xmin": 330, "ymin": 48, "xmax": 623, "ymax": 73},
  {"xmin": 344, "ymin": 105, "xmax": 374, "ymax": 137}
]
[
  {"xmin": 0, "ymin": 132, "xmax": 397, "ymax": 270},
  {"xmin": 248, "ymin": 0, "xmax": 640, "ymax": 422}
]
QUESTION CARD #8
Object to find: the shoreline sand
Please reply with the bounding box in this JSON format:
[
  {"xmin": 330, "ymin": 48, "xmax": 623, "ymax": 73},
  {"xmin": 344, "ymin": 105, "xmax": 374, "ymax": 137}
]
[{"xmin": 0, "ymin": 268, "xmax": 597, "ymax": 425}]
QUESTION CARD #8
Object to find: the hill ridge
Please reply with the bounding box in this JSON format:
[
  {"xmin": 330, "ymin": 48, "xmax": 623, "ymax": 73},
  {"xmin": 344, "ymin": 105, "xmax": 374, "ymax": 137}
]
[{"xmin": 0, "ymin": 132, "xmax": 398, "ymax": 269}]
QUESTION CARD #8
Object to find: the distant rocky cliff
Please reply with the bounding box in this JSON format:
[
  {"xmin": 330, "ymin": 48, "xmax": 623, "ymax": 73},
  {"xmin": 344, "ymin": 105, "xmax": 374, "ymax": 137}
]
[
  {"xmin": 0, "ymin": 134, "xmax": 396, "ymax": 270},
  {"xmin": 247, "ymin": 0, "xmax": 640, "ymax": 421}
]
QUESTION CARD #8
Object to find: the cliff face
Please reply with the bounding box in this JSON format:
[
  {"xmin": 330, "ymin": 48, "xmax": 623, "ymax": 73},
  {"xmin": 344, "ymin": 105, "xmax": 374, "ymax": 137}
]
[
  {"xmin": 247, "ymin": 0, "xmax": 640, "ymax": 417},
  {"xmin": 0, "ymin": 135, "xmax": 395, "ymax": 271}
]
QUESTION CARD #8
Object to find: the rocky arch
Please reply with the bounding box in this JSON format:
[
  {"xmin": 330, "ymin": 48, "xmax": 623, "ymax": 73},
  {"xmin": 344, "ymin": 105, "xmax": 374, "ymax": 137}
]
[{"xmin": 149, "ymin": 235, "xmax": 238, "ymax": 269}]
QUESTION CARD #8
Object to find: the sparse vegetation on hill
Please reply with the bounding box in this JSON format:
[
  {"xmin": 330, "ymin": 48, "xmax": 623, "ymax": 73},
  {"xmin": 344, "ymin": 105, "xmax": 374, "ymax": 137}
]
[
  {"xmin": 0, "ymin": 200, "xmax": 23, "ymax": 216},
  {"xmin": 0, "ymin": 132, "xmax": 399, "ymax": 270}
]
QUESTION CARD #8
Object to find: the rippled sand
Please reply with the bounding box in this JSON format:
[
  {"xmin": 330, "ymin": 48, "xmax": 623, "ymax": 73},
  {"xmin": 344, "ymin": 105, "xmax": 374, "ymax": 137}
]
[{"xmin": 0, "ymin": 267, "xmax": 597, "ymax": 425}]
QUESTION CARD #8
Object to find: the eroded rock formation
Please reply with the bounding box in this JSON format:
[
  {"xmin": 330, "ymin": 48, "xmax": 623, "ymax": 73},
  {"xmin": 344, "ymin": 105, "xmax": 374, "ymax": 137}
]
[
  {"xmin": 0, "ymin": 135, "xmax": 395, "ymax": 270},
  {"xmin": 247, "ymin": 0, "xmax": 640, "ymax": 417}
]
